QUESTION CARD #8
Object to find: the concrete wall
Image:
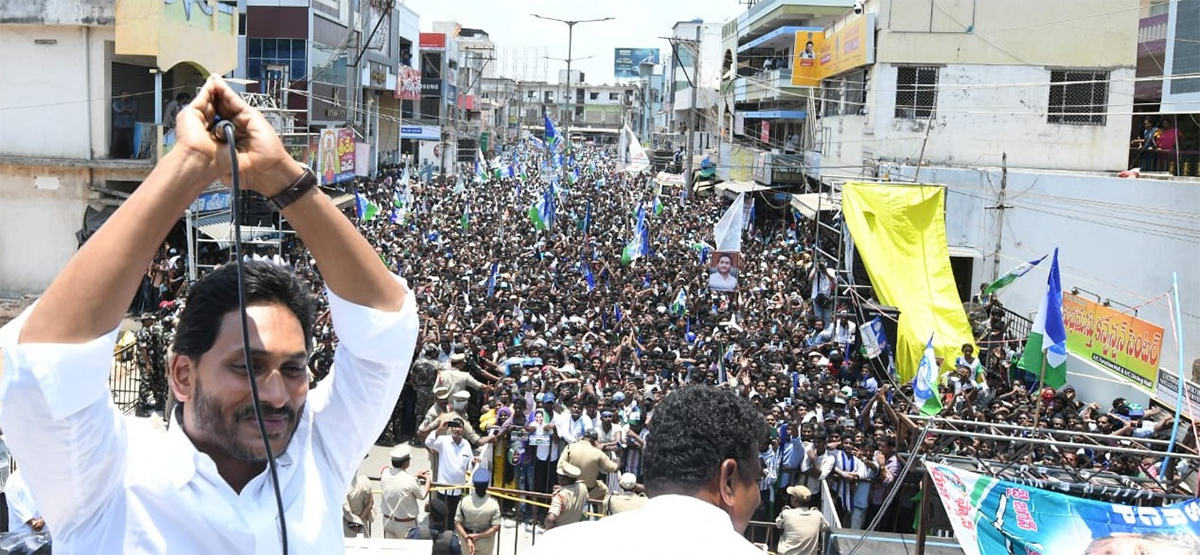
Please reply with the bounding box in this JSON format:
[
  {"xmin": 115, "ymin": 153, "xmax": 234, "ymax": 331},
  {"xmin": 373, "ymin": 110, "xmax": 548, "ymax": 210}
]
[
  {"xmin": 875, "ymin": 163, "xmax": 1200, "ymax": 384},
  {"xmin": 876, "ymin": 0, "xmax": 1139, "ymax": 69},
  {"xmin": 0, "ymin": 25, "xmax": 112, "ymax": 159},
  {"xmin": 0, "ymin": 0, "xmax": 114, "ymax": 26},
  {"xmin": 0, "ymin": 167, "xmax": 91, "ymax": 294},
  {"xmin": 820, "ymin": 64, "xmax": 1136, "ymax": 172}
]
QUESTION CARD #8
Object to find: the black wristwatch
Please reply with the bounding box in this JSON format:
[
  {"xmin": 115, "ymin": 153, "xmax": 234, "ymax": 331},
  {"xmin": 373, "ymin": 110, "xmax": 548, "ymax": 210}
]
[{"xmin": 265, "ymin": 165, "xmax": 318, "ymax": 211}]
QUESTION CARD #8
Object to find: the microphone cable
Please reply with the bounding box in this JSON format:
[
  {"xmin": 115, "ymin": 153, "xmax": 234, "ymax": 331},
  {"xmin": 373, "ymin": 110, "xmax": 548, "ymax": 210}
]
[{"xmin": 217, "ymin": 119, "xmax": 290, "ymax": 555}]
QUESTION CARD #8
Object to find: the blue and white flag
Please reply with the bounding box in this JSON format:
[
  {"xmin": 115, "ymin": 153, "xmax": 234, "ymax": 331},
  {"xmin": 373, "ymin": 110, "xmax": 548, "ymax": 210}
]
[
  {"xmin": 583, "ymin": 263, "xmax": 596, "ymax": 292},
  {"xmin": 670, "ymin": 289, "xmax": 687, "ymax": 316},
  {"xmin": 487, "ymin": 262, "xmax": 499, "ymax": 298},
  {"xmin": 860, "ymin": 316, "xmax": 889, "ymax": 359},
  {"xmin": 913, "ymin": 333, "xmax": 943, "ymax": 416}
]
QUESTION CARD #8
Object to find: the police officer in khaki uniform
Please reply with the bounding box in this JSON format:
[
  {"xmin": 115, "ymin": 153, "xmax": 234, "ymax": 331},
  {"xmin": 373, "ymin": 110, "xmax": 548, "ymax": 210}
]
[
  {"xmin": 342, "ymin": 470, "xmax": 374, "ymax": 538},
  {"xmin": 558, "ymin": 429, "xmax": 619, "ymax": 500},
  {"xmin": 545, "ymin": 462, "xmax": 588, "ymax": 530},
  {"xmin": 604, "ymin": 473, "xmax": 648, "ymax": 515},
  {"xmin": 776, "ymin": 485, "xmax": 829, "ymax": 555},
  {"xmin": 380, "ymin": 444, "xmax": 431, "ymax": 539},
  {"xmin": 455, "ymin": 469, "xmax": 501, "ymax": 555}
]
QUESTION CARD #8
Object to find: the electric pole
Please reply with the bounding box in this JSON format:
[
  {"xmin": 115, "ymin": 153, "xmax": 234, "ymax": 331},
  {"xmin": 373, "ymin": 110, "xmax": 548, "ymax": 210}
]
[{"xmin": 530, "ymin": 14, "xmax": 614, "ymax": 141}]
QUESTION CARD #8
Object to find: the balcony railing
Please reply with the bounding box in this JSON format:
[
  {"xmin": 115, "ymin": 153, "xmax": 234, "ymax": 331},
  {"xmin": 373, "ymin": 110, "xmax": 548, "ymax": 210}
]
[{"xmin": 1139, "ymin": 13, "xmax": 1168, "ymax": 57}]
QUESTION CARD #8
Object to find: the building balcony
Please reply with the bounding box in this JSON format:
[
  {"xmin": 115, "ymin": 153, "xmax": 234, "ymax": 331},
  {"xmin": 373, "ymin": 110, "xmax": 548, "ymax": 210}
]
[
  {"xmin": 1139, "ymin": 13, "xmax": 1168, "ymax": 58},
  {"xmin": 730, "ymin": 68, "xmax": 816, "ymax": 103}
]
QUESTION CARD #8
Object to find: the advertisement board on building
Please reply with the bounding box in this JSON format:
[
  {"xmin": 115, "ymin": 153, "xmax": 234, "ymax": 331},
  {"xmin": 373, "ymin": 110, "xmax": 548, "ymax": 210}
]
[
  {"xmin": 313, "ymin": 128, "xmax": 357, "ymax": 186},
  {"xmin": 791, "ymin": 14, "xmax": 875, "ymax": 86},
  {"xmin": 446, "ymin": 84, "xmax": 458, "ymax": 105},
  {"xmin": 395, "ymin": 65, "xmax": 421, "ymax": 100},
  {"xmin": 421, "ymin": 78, "xmax": 443, "ymax": 97},
  {"xmin": 1155, "ymin": 369, "xmax": 1200, "ymax": 424},
  {"xmin": 770, "ymin": 153, "xmax": 807, "ymax": 185},
  {"xmin": 752, "ymin": 152, "xmax": 772, "ymax": 185},
  {"xmin": 419, "ymin": 32, "xmax": 445, "ymax": 51},
  {"xmin": 401, "ymin": 125, "xmax": 440, "ymax": 141},
  {"xmin": 613, "ymin": 48, "xmax": 660, "ymax": 79},
  {"xmin": 1062, "ymin": 292, "xmax": 1164, "ymax": 391}
]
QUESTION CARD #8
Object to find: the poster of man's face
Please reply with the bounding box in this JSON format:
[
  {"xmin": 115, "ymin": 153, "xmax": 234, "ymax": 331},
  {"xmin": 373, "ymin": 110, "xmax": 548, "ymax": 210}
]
[{"xmin": 708, "ymin": 251, "xmax": 739, "ymax": 292}]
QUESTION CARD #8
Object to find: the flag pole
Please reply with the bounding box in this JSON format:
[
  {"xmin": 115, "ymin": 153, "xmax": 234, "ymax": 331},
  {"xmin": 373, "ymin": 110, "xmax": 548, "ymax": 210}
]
[
  {"xmin": 1033, "ymin": 356, "xmax": 1048, "ymax": 427},
  {"xmin": 1159, "ymin": 272, "xmax": 1185, "ymax": 476}
]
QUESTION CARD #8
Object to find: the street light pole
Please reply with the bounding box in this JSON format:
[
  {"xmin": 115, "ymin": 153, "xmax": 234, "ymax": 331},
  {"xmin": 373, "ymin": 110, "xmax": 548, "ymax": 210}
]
[{"xmin": 531, "ymin": 14, "xmax": 614, "ymax": 142}]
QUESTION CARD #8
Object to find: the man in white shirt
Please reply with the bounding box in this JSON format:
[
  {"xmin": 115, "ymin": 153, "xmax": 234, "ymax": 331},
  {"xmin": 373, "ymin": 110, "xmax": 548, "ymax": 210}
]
[
  {"xmin": 534, "ymin": 386, "xmax": 768, "ymax": 555},
  {"xmin": 5, "ymin": 468, "xmax": 46, "ymax": 535},
  {"xmin": 425, "ymin": 418, "xmax": 479, "ymax": 521},
  {"xmin": 0, "ymin": 75, "xmax": 416, "ymax": 554},
  {"xmin": 708, "ymin": 253, "xmax": 738, "ymax": 292}
]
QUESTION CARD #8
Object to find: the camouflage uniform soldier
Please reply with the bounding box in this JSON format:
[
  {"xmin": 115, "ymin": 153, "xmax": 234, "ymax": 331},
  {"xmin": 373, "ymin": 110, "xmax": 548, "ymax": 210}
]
[
  {"xmin": 309, "ymin": 334, "xmax": 336, "ymax": 385},
  {"xmin": 135, "ymin": 314, "xmax": 167, "ymax": 416},
  {"xmin": 409, "ymin": 344, "xmax": 443, "ymax": 438}
]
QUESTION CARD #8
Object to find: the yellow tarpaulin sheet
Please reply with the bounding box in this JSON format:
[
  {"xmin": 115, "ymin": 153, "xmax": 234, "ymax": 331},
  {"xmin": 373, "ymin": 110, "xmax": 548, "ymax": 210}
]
[{"xmin": 841, "ymin": 183, "xmax": 975, "ymax": 382}]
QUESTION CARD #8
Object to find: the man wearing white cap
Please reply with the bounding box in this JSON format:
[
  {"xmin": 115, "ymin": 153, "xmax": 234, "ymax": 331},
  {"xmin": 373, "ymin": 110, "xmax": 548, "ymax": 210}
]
[
  {"xmin": 605, "ymin": 473, "xmax": 647, "ymax": 515},
  {"xmin": 776, "ymin": 485, "xmax": 827, "ymax": 555},
  {"xmin": 380, "ymin": 444, "xmax": 431, "ymax": 539}
]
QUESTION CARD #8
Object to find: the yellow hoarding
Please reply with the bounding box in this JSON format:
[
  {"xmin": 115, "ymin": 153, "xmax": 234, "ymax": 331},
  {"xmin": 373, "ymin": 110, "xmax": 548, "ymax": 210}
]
[
  {"xmin": 1062, "ymin": 292, "xmax": 1163, "ymax": 391},
  {"xmin": 116, "ymin": 0, "xmax": 238, "ymax": 75},
  {"xmin": 791, "ymin": 13, "xmax": 875, "ymax": 86}
]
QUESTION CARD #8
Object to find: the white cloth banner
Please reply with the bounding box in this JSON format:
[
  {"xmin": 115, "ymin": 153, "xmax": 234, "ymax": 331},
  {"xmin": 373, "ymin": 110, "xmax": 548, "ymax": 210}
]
[{"xmin": 713, "ymin": 192, "xmax": 744, "ymax": 252}]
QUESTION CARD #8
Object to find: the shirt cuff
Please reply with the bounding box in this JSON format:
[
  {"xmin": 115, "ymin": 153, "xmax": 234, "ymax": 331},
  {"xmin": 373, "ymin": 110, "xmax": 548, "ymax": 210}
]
[
  {"xmin": 325, "ymin": 274, "xmax": 419, "ymax": 364},
  {"xmin": 0, "ymin": 304, "xmax": 119, "ymax": 421}
]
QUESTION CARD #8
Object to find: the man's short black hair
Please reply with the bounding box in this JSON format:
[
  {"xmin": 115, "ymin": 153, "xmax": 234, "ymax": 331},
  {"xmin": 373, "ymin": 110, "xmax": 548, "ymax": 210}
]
[
  {"xmin": 172, "ymin": 261, "xmax": 316, "ymax": 360},
  {"xmin": 642, "ymin": 385, "xmax": 767, "ymax": 494}
]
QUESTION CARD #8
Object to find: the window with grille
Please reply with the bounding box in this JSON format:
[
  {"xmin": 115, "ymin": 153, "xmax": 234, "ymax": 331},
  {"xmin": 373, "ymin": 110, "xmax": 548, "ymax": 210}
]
[
  {"xmin": 895, "ymin": 66, "xmax": 938, "ymax": 119},
  {"xmin": 1048, "ymin": 70, "xmax": 1108, "ymax": 125},
  {"xmin": 822, "ymin": 82, "xmax": 843, "ymax": 117}
]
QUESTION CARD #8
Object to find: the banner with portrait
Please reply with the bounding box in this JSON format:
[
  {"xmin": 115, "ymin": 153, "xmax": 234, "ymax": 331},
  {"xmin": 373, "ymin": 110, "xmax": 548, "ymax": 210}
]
[
  {"xmin": 707, "ymin": 251, "xmax": 740, "ymax": 292},
  {"xmin": 927, "ymin": 463, "xmax": 1200, "ymax": 555},
  {"xmin": 316, "ymin": 128, "xmax": 357, "ymax": 185}
]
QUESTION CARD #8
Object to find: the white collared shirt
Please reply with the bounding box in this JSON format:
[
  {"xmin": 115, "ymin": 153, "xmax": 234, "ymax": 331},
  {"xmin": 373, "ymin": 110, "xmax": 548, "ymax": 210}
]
[
  {"xmin": 0, "ymin": 279, "xmax": 418, "ymax": 555},
  {"xmin": 534, "ymin": 494, "xmax": 763, "ymax": 555},
  {"xmin": 425, "ymin": 434, "xmax": 474, "ymax": 493}
]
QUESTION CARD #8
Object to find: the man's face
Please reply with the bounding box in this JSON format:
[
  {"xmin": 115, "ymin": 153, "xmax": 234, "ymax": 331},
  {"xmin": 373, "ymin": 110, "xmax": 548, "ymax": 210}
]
[
  {"xmin": 730, "ymin": 454, "xmax": 764, "ymax": 533},
  {"xmin": 450, "ymin": 423, "xmax": 464, "ymax": 441},
  {"xmin": 570, "ymin": 403, "xmax": 582, "ymax": 418},
  {"xmin": 174, "ymin": 303, "xmax": 309, "ymax": 463},
  {"xmin": 717, "ymin": 256, "xmax": 732, "ymax": 276}
]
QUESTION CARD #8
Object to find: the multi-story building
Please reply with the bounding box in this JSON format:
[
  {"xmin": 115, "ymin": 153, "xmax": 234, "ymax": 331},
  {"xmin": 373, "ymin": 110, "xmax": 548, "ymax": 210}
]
[
  {"xmin": 665, "ymin": 19, "xmax": 724, "ymax": 155},
  {"xmin": 411, "ymin": 27, "xmax": 461, "ymax": 172},
  {"xmin": 794, "ymin": 0, "xmax": 1200, "ymax": 399},
  {"xmin": 716, "ymin": 0, "xmax": 854, "ymax": 184},
  {"xmin": 0, "ymin": 0, "xmax": 237, "ymax": 294},
  {"xmin": 1138, "ymin": 0, "xmax": 1198, "ymax": 176},
  {"xmin": 241, "ymin": 0, "xmax": 417, "ymax": 171},
  {"xmin": 815, "ymin": 0, "xmax": 1138, "ymax": 177}
]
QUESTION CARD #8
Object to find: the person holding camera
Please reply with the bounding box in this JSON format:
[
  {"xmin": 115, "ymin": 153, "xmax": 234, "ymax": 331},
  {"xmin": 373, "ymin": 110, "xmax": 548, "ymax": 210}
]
[{"xmin": 426, "ymin": 418, "xmax": 481, "ymax": 520}]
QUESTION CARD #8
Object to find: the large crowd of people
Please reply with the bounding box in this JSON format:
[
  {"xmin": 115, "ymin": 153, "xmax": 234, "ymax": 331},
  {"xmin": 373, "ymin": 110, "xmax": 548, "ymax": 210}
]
[{"xmin": 118, "ymin": 137, "xmax": 1190, "ymax": 551}]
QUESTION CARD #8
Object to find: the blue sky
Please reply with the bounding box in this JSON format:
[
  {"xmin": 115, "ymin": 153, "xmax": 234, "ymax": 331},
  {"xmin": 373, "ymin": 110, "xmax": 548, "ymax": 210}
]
[{"xmin": 402, "ymin": 0, "xmax": 742, "ymax": 84}]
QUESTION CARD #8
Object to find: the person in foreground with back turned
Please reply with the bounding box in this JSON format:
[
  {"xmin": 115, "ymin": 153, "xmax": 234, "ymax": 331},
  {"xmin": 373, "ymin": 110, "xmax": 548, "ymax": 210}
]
[
  {"xmin": 534, "ymin": 385, "xmax": 769, "ymax": 554},
  {"xmin": 0, "ymin": 75, "xmax": 417, "ymax": 554}
]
